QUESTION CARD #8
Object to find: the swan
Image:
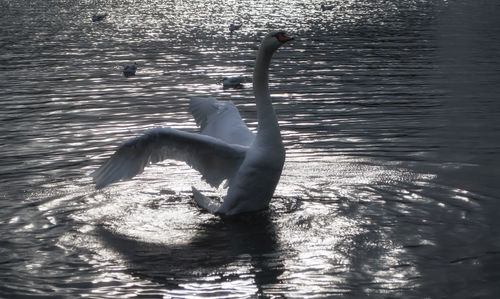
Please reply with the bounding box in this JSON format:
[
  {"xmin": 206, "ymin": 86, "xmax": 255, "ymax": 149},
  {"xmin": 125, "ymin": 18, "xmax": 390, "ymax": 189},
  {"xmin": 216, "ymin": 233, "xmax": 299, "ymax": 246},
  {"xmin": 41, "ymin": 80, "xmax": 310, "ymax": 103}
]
[
  {"xmin": 92, "ymin": 13, "xmax": 108, "ymax": 22},
  {"xmin": 92, "ymin": 31, "xmax": 293, "ymax": 216},
  {"xmin": 229, "ymin": 24, "xmax": 242, "ymax": 33},
  {"xmin": 222, "ymin": 76, "xmax": 245, "ymax": 89},
  {"xmin": 123, "ymin": 62, "xmax": 137, "ymax": 77}
]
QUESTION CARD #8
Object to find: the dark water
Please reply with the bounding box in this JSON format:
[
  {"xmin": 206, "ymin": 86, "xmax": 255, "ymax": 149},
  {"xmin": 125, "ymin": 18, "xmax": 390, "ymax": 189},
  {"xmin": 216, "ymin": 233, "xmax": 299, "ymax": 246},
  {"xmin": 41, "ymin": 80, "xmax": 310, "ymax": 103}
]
[{"xmin": 1, "ymin": 0, "xmax": 500, "ymax": 297}]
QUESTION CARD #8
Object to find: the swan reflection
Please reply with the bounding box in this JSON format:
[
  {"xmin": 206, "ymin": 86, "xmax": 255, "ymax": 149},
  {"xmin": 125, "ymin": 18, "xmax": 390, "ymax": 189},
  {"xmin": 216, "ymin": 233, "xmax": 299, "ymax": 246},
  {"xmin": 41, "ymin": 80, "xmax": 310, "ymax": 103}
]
[{"xmin": 96, "ymin": 211, "xmax": 283, "ymax": 297}]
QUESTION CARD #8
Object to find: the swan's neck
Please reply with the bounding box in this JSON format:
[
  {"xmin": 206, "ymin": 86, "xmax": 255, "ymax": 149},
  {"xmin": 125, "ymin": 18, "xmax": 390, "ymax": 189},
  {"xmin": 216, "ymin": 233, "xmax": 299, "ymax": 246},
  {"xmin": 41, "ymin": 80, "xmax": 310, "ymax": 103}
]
[{"xmin": 253, "ymin": 46, "xmax": 281, "ymax": 144}]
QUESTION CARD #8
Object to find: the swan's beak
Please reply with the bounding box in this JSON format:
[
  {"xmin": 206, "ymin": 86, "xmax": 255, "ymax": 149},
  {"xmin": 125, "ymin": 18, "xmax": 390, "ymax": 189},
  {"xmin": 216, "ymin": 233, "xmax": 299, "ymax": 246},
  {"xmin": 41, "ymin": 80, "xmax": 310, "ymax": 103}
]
[{"xmin": 278, "ymin": 33, "xmax": 294, "ymax": 43}]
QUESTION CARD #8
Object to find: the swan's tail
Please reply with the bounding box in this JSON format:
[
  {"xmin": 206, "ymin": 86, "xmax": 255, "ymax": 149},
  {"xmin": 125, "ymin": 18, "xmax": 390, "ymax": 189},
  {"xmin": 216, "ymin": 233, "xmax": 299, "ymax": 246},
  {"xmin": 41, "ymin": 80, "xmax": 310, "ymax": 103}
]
[{"xmin": 192, "ymin": 187, "xmax": 221, "ymax": 214}]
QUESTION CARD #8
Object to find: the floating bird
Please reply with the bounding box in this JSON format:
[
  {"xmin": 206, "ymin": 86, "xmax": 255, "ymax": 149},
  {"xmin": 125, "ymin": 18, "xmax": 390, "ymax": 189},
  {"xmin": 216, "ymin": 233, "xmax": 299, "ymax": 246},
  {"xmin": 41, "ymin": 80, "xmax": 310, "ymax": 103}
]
[
  {"xmin": 92, "ymin": 31, "xmax": 294, "ymax": 216},
  {"xmin": 321, "ymin": 4, "xmax": 334, "ymax": 11},
  {"xmin": 229, "ymin": 24, "xmax": 242, "ymax": 33},
  {"xmin": 123, "ymin": 62, "xmax": 137, "ymax": 77},
  {"xmin": 92, "ymin": 13, "xmax": 108, "ymax": 22},
  {"xmin": 222, "ymin": 76, "xmax": 245, "ymax": 89}
]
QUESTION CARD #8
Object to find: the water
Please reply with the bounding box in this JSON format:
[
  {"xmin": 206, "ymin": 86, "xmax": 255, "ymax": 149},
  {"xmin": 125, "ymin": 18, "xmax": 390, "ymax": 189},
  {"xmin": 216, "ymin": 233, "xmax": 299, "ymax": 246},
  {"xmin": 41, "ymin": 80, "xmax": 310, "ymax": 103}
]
[{"xmin": 1, "ymin": 0, "xmax": 499, "ymax": 297}]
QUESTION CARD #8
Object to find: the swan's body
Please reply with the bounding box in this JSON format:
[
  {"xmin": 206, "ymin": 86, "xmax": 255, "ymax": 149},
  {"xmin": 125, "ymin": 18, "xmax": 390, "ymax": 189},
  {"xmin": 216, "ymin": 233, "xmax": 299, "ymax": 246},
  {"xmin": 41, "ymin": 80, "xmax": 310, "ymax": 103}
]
[
  {"xmin": 92, "ymin": 31, "xmax": 293, "ymax": 216},
  {"xmin": 92, "ymin": 13, "xmax": 108, "ymax": 22},
  {"xmin": 123, "ymin": 63, "xmax": 137, "ymax": 77},
  {"xmin": 222, "ymin": 76, "xmax": 245, "ymax": 89}
]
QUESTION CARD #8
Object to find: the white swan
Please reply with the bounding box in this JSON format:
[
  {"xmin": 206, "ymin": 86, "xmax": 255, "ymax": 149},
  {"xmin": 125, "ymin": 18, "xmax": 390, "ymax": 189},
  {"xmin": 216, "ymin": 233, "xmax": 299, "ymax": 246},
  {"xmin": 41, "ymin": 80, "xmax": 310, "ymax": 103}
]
[
  {"xmin": 92, "ymin": 31, "xmax": 293, "ymax": 216},
  {"xmin": 123, "ymin": 62, "xmax": 137, "ymax": 77}
]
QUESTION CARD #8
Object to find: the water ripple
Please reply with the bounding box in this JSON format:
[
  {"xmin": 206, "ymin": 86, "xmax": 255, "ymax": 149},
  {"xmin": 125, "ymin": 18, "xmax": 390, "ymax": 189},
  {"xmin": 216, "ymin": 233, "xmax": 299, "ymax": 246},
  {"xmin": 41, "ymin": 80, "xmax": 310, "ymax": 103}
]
[{"xmin": 1, "ymin": 0, "xmax": 500, "ymax": 297}]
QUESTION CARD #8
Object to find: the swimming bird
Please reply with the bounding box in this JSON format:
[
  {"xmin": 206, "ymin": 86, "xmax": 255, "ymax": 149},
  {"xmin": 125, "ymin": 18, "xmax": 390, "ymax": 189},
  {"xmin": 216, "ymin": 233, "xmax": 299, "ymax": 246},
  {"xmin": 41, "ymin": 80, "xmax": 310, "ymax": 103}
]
[
  {"xmin": 92, "ymin": 13, "xmax": 108, "ymax": 22},
  {"xmin": 92, "ymin": 31, "xmax": 293, "ymax": 216},
  {"xmin": 123, "ymin": 63, "xmax": 137, "ymax": 77},
  {"xmin": 321, "ymin": 4, "xmax": 334, "ymax": 11},
  {"xmin": 222, "ymin": 76, "xmax": 245, "ymax": 89},
  {"xmin": 229, "ymin": 24, "xmax": 242, "ymax": 33}
]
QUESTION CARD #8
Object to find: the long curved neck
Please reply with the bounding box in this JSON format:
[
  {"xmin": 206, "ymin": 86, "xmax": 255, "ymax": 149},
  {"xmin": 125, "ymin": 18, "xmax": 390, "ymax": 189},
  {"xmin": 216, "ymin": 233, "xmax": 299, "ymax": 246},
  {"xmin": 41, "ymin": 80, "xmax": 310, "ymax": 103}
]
[{"xmin": 253, "ymin": 45, "xmax": 281, "ymax": 143}]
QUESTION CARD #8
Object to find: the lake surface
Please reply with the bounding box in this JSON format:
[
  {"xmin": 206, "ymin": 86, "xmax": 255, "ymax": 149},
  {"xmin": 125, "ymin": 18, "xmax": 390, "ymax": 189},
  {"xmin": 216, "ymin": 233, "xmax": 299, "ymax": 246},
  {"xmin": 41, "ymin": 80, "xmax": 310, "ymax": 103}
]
[{"xmin": 1, "ymin": 0, "xmax": 499, "ymax": 297}]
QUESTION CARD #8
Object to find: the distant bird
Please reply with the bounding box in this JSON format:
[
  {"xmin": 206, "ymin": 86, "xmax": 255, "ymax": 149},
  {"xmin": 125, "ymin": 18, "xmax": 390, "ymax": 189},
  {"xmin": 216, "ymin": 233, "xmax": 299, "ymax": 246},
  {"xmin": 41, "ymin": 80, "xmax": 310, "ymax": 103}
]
[
  {"xmin": 222, "ymin": 76, "xmax": 245, "ymax": 89},
  {"xmin": 123, "ymin": 63, "xmax": 137, "ymax": 77},
  {"xmin": 321, "ymin": 4, "xmax": 334, "ymax": 11},
  {"xmin": 92, "ymin": 13, "xmax": 108, "ymax": 22},
  {"xmin": 229, "ymin": 24, "xmax": 242, "ymax": 33}
]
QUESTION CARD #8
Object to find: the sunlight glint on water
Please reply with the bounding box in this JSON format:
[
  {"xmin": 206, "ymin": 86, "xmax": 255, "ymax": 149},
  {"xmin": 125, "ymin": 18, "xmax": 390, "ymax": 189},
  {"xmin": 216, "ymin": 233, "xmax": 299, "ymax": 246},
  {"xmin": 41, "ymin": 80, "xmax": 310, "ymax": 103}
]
[{"xmin": 1, "ymin": 0, "xmax": 500, "ymax": 297}]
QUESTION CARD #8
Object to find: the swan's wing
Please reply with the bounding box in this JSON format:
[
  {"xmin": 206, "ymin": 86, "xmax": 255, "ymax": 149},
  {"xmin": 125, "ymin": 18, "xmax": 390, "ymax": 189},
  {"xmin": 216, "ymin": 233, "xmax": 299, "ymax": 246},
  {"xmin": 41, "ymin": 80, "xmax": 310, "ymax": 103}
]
[
  {"xmin": 189, "ymin": 97, "xmax": 255, "ymax": 146},
  {"xmin": 92, "ymin": 127, "xmax": 247, "ymax": 189},
  {"xmin": 189, "ymin": 97, "xmax": 219, "ymax": 129}
]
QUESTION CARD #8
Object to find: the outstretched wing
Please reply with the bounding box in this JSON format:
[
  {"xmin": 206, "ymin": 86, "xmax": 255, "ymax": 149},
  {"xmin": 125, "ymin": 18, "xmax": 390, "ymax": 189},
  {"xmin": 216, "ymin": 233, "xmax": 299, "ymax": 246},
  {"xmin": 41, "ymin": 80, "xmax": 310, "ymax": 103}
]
[
  {"xmin": 189, "ymin": 97, "xmax": 255, "ymax": 146},
  {"xmin": 92, "ymin": 127, "xmax": 247, "ymax": 189}
]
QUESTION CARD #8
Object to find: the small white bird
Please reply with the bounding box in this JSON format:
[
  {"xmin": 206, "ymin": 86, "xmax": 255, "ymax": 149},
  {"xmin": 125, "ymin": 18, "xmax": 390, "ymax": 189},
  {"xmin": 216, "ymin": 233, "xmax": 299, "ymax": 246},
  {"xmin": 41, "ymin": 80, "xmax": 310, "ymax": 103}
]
[
  {"xmin": 92, "ymin": 13, "xmax": 108, "ymax": 22},
  {"xmin": 123, "ymin": 63, "xmax": 137, "ymax": 77},
  {"xmin": 222, "ymin": 76, "xmax": 245, "ymax": 89},
  {"xmin": 229, "ymin": 24, "xmax": 242, "ymax": 33},
  {"xmin": 321, "ymin": 4, "xmax": 334, "ymax": 11}
]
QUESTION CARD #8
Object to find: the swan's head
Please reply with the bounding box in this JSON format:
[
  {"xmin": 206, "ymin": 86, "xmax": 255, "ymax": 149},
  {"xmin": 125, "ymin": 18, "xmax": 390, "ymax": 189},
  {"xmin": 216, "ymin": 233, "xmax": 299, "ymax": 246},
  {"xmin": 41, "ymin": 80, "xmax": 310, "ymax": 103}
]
[{"xmin": 261, "ymin": 31, "xmax": 294, "ymax": 53}]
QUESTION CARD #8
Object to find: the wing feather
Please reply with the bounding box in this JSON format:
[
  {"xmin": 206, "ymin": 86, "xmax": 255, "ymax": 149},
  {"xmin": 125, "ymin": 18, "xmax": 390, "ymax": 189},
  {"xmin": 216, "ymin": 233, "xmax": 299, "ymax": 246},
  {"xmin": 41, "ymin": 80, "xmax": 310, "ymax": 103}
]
[
  {"xmin": 189, "ymin": 97, "xmax": 255, "ymax": 146},
  {"xmin": 92, "ymin": 127, "xmax": 247, "ymax": 189}
]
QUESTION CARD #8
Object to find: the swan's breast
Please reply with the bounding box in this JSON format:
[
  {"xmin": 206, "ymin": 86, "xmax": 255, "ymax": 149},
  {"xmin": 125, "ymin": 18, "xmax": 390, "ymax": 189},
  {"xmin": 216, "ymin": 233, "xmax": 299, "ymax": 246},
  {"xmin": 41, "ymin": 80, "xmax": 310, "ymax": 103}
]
[
  {"xmin": 220, "ymin": 162, "xmax": 282, "ymax": 215},
  {"xmin": 218, "ymin": 147, "xmax": 284, "ymax": 215}
]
